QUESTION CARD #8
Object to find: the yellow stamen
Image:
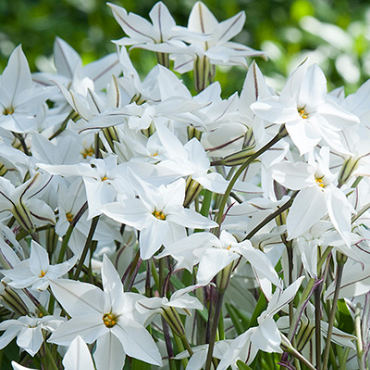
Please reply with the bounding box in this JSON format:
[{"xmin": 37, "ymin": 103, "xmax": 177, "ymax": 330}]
[
  {"xmin": 153, "ymin": 210, "xmax": 166, "ymax": 220},
  {"xmin": 66, "ymin": 212, "xmax": 74, "ymax": 223},
  {"xmin": 316, "ymin": 178, "xmax": 324, "ymax": 188},
  {"xmin": 151, "ymin": 152, "xmax": 158, "ymax": 157},
  {"xmin": 298, "ymin": 109, "xmax": 308, "ymax": 119},
  {"xmin": 102, "ymin": 313, "xmax": 118, "ymax": 328},
  {"xmin": 81, "ymin": 147, "xmax": 94, "ymax": 159},
  {"xmin": 3, "ymin": 107, "xmax": 14, "ymax": 115},
  {"xmin": 39, "ymin": 270, "xmax": 46, "ymax": 278},
  {"xmin": 101, "ymin": 176, "xmax": 108, "ymax": 181}
]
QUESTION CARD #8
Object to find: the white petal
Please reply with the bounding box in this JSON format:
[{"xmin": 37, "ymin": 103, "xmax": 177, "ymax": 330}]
[
  {"xmin": 197, "ymin": 249, "xmax": 238, "ymax": 286},
  {"xmin": 325, "ymin": 186, "xmax": 353, "ymax": 246},
  {"xmin": 94, "ymin": 332, "xmax": 125, "ymax": 370},
  {"xmin": 49, "ymin": 279, "xmax": 105, "ymax": 317},
  {"xmin": 63, "ymin": 336, "xmax": 95, "ymax": 370},
  {"xmin": 286, "ymin": 187, "xmax": 327, "ymax": 240},
  {"xmin": 112, "ymin": 319, "xmax": 162, "ymax": 366},
  {"xmin": 48, "ymin": 315, "xmax": 106, "ymax": 345}
]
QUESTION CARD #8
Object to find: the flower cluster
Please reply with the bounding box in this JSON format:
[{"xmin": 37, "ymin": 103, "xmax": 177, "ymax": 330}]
[{"xmin": 0, "ymin": 2, "xmax": 370, "ymax": 370}]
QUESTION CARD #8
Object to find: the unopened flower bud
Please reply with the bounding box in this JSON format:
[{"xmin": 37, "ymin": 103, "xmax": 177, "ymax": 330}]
[
  {"xmin": 161, "ymin": 306, "xmax": 186, "ymax": 337},
  {"xmin": 0, "ymin": 283, "xmax": 29, "ymax": 316},
  {"xmin": 184, "ymin": 177, "xmax": 203, "ymax": 207}
]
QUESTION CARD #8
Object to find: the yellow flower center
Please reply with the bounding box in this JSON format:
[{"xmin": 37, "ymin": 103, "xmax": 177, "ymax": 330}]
[
  {"xmin": 81, "ymin": 147, "xmax": 94, "ymax": 159},
  {"xmin": 315, "ymin": 178, "xmax": 324, "ymax": 188},
  {"xmin": 298, "ymin": 109, "xmax": 309, "ymax": 119},
  {"xmin": 102, "ymin": 313, "xmax": 118, "ymax": 328},
  {"xmin": 3, "ymin": 107, "xmax": 14, "ymax": 115},
  {"xmin": 66, "ymin": 212, "xmax": 74, "ymax": 223},
  {"xmin": 39, "ymin": 270, "xmax": 46, "ymax": 278},
  {"xmin": 153, "ymin": 210, "xmax": 166, "ymax": 220}
]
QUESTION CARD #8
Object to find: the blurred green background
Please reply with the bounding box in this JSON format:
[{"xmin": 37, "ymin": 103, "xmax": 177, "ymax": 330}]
[{"xmin": 1, "ymin": 0, "xmax": 369, "ymax": 95}]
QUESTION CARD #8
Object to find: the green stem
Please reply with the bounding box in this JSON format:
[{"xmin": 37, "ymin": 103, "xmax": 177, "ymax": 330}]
[
  {"xmin": 351, "ymin": 201, "xmax": 370, "ymax": 224},
  {"xmin": 173, "ymin": 334, "xmax": 188, "ymax": 368},
  {"xmin": 329, "ymin": 346, "xmax": 339, "ymax": 370},
  {"xmin": 355, "ymin": 302, "xmax": 365, "ymax": 370},
  {"xmin": 205, "ymin": 290, "xmax": 225, "ymax": 370},
  {"xmin": 151, "ymin": 259, "xmax": 160, "ymax": 292},
  {"xmin": 44, "ymin": 343, "xmax": 60, "ymax": 370},
  {"xmin": 339, "ymin": 348, "xmax": 351, "ymax": 370},
  {"xmin": 215, "ymin": 125, "xmax": 288, "ymax": 230},
  {"xmin": 57, "ymin": 201, "xmax": 88, "ymax": 264},
  {"xmin": 322, "ymin": 252, "xmax": 347, "ymax": 370},
  {"xmin": 244, "ymin": 191, "xmax": 298, "ymax": 241},
  {"xmin": 181, "ymin": 334, "xmax": 194, "ymax": 356},
  {"xmin": 281, "ymin": 334, "xmax": 316, "ymax": 370},
  {"xmin": 158, "ymin": 256, "xmax": 166, "ymax": 297},
  {"xmin": 73, "ymin": 215, "xmax": 99, "ymax": 280}
]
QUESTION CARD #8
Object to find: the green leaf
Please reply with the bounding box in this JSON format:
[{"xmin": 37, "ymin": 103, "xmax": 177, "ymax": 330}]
[
  {"xmin": 249, "ymin": 291, "xmax": 267, "ymax": 328},
  {"xmin": 337, "ymin": 298, "xmax": 354, "ymax": 334},
  {"xmin": 225, "ymin": 303, "xmax": 248, "ymax": 335},
  {"xmin": 131, "ymin": 358, "xmax": 152, "ymax": 370},
  {"xmin": 236, "ymin": 359, "xmax": 253, "ymax": 370}
]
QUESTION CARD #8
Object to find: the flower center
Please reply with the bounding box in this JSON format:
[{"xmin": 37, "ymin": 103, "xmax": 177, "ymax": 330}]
[
  {"xmin": 102, "ymin": 313, "xmax": 118, "ymax": 328},
  {"xmin": 39, "ymin": 270, "xmax": 46, "ymax": 278},
  {"xmin": 298, "ymin": 109, "xmax": 309, "ymax": 119},
  {"xmin": 3, "ymin": 107, "xmax": 14, "ymax": 115},
  {"xmin": 66, "ymin": 212, "xmax": 74, "ymax": 223},
  {"xmin": 81, "ymin": 147, "xmax": 94, "ymax": 159},
  {"xmin": 101, "ymin": 176, "xmax": 108, "ymax": 181},
  {"xmin": 153, "ymin": 210, "xmax": 166, "ymax": 220},
  {"xmin": 315, "ymin": 177, "xmax": 324, "ymax": 188}
]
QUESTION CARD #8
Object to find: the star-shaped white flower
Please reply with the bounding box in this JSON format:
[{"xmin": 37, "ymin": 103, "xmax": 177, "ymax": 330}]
[
  {"xmin": 48, "ymin": 255, "xmax": 162, "ymax": 370},
  {"xmin": 100, "ymin": 170, "xmax": 217, "ymax": 260},
  {"xmin": 2, "ymin": 240, "xmax": 76, "ymax": 291},
  {"xmin": 251, "ymin": 60, "xmax": 359, "ymax": 155}
]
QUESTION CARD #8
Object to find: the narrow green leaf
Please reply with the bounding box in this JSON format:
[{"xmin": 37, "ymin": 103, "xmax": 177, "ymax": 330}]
[
  {"xmin": 249, "ymin": 291, "xmax": 267, "ymax": 328},
  {"xmin": 236, "ymin": 359, "xmax": 253, "ymax": 370},
  {"xmin": 225, "ymin": 303, "xmax": 246, "ymax": 335}
]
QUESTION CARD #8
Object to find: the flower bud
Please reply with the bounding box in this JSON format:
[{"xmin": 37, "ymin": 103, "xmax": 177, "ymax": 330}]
[
  {"xmin": 0, "ymin": 283, "xmax": 29, "ymax": 316},
  {"xmin": 338, "ymin": 156, "xmax": 360, "ymax": 187},
  {"xmin": 194, "ymin": 55, "xmax": 210, "ymax": 92},
  {"xmin": 216, "ymin": 261, "xmax": 234, "ymax": 293},
  {"xmin": 161, "ymin": 306, "xmax": 186, "ymax": 337},
  {"xmin": 184, "ymin": 177, "xmax": 203, "ymax": 207}
]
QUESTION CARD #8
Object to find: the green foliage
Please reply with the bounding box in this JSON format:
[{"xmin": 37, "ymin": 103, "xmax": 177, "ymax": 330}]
[{"xmin": 1, "ymin": 0, "xmax": 370, "ymax": 94}]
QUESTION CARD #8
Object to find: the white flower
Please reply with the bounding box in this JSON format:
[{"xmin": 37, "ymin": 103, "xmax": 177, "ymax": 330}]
[
  {"xmin": 270, "ymin": 147, "xmax": 355, "ymax": 246},
  {"xmin": 109, "ymin": 2, "xmax": 199, "ymax": 52},
  {"xmin": 2, "ymin": 240, "xmax": 76, "ymax": 291},
  {"xmin": 100, "ymin": 171, "xmax": 217, "ymax": 260},
  {"xmin": 158, "ymin": 230, "xmax": 281, "ymax": 289},
  {"xmin": 0, "ymin": 314, "xmax": 64, "ymax": 356},
  {"xmin": 48, "ymin": 255, "xmax": 162, "ymax": 370},
  {"xmin": 155, "ymin": 122, "xmax": 229, "ymax": 194},
  {"xmin": 173, "ymin": 1, "xmax": 265, "ymax": 74},
  {"xmin": 11, "ymin": 335, "xmax": 95, "ymax": 370},
  {"xmin": 251, "ymin": 60, "xmax": 359, "ymax": 155},
  {"xmin": 0, "ymin": 46, "xmax": 56, "ymax": 133}
]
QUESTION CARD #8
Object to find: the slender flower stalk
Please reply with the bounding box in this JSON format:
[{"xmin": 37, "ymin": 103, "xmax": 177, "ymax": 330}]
[
  {"xmin": 322, "ymin": 252, "xmax": 348, "ymax": 370},
  {"xmin": 215, "ymin": 125, "xmax": 288, "ymax": 229}
]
